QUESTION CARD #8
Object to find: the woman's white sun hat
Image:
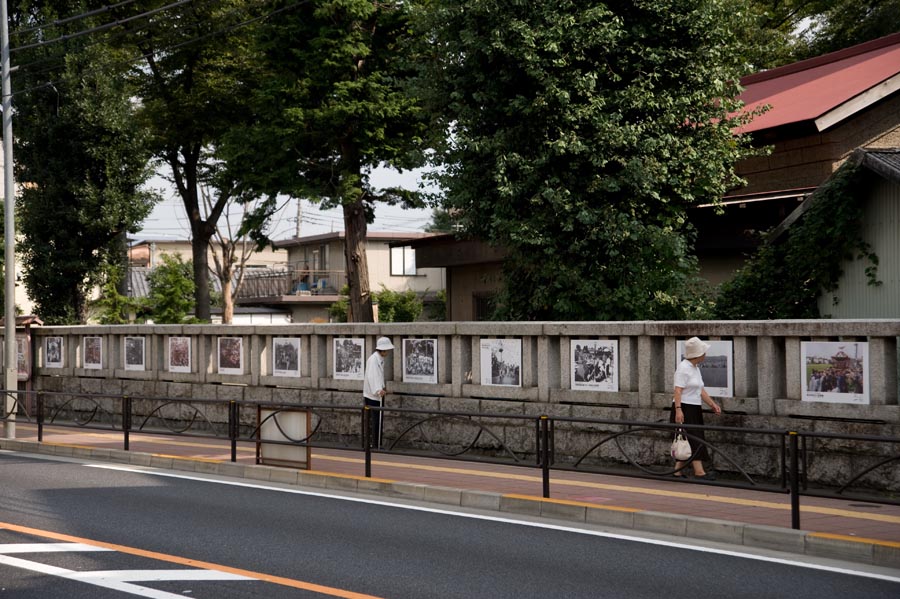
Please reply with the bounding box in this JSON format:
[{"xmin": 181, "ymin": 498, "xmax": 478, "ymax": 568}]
[
  {"xmin": 684, "ymin": 337, "xmax": 711, "ymax": 359},
  {"xmin": 376, "ymin": 337, "xmax": 395, "ymax": 351}
]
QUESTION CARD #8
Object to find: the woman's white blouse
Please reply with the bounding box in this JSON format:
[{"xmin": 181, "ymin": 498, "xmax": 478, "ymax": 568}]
[{"xmin": 674, "ymin": 359, "xmax": 704, "ymax": 405}]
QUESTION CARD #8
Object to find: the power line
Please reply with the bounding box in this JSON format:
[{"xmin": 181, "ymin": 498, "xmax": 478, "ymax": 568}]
[
  {"xmin": 10, "ymin": 0, "xmax": 148, "ymax": 38},
  {"xmin": 11, "ymin": 0, "xmax": 196, "ymax": 54},
  {"xmin": 12, "ymin": 0, "xmax": 307, "ymax": 99}
]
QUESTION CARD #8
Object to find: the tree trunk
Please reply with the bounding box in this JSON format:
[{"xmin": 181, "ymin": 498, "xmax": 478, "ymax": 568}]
[
  {"xmin": 190, "ymin": 229, "xmax": 212, "ymax": 322},
  {"xmin": 221, "ymin": 273, "xmax": 234, "ymax": 324},
  {"xmin": 343, "ymin": 199, "xmax": 373, "ymax": 323}
]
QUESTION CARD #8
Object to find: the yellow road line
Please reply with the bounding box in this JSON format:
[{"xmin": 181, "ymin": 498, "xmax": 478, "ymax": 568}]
[{"xmin": 0, "ymin": 521, "xmax": 384, "ymax": 599}]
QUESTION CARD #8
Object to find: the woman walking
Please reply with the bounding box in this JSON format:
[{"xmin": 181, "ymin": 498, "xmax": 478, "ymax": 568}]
[{"xmin": 672, "ymin": 337, "xmax": 722, "ymax": 479}]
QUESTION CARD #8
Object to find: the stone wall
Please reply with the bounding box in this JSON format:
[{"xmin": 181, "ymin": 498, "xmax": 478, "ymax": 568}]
[{"xmin": 27, "ymin": 321, "xmax": 900, "ymax": 489}]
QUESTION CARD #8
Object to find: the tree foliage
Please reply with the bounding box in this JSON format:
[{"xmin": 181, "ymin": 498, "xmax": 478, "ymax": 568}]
[
  {"xmin": 145, "ymin": 253, "xmax": 196, "ymax": 324},
  {"xmin": 328, "ymin": 285, "xmax": 424, "ymax": 323},
  {"xmin": 12, "ymin": 3, "xmax": 157, "ymax": 324},
  {"xmin": 222, "ymin": 0, "xmax": 434, "ymax": 322},
  {"xmin": 417, "ymin": 0, "xmax": 757, "ymax": 320}
]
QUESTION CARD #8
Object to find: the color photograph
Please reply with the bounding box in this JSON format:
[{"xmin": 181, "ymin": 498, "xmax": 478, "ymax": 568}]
[
  {"xmin": 801, "ymin": 341, "xmax": 869, "ymax": 404},
  {"xmin": 217, "ymin": 337, "xmax": 244, "ymax": 375},
  {"xmin": 676, "ymin": 339, "xmax": 733, "ymax": 398},
  {"xmin": 168, "ymin": 337, "xmax": 191, "ymax": 373},
  {"xmin": 83, "ymin": 336, "xmax": 103, "ymax": 370}
]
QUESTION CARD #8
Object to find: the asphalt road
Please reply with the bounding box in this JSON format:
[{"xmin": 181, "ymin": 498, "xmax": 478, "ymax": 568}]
[{"xmin": 0, "ymin": 451, "xmax": 898, "ymax": 599}]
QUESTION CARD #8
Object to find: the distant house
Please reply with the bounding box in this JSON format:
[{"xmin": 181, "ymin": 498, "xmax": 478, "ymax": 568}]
[
  {"xmin": 768, "ymin": 148, "xmax": 900, "ymax": 318},
  {"xmin": 693, "ymin": 32, "xmax": 900, "ymax": 285},
  {"xmin": 237, "ymin": 231, "xmax": 446, "ymax": 323}
]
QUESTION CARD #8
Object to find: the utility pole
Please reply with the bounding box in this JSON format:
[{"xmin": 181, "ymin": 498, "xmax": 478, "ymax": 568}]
[{"xmin": 1, "ymin": 0, "xmax": 17, "ymax": 437}]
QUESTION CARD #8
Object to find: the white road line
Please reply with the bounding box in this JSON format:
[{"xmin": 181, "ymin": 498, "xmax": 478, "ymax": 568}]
[
  {"xmin": 67, "ymin": 569, "xmax": 251, "ymax": 582},
  {"xmin": 88, "ymin": 462, "xmax": 900, "ymax": 584},
  {"xmin": 0, "ymin": 542, "xmax": 113, "ymax": 553},
  {"xmin": 0, "ymin": 555, "xmax": 253, "ymax": 599}
]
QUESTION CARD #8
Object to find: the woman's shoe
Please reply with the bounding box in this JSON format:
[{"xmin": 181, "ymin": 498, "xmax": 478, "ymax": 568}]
[{"xmin": 696, "ymin": 472, "xmax": 717, "ymax": 481}]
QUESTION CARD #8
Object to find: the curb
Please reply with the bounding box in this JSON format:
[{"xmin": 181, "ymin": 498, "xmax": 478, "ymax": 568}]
[{"xmin": 3, "ymin": 439, "xmax": 898, "ymax": 569}]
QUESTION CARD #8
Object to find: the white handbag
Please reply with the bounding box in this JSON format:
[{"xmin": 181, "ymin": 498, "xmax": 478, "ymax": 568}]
[{"xmin": 670, "ymin": 432, "xmax": 692, "ymax": 461}]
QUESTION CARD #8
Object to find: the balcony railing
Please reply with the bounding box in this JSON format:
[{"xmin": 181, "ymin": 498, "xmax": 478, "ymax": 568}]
[{"xmin": 236, "ymin": 268, "xmax": 346, "ymax": 299}]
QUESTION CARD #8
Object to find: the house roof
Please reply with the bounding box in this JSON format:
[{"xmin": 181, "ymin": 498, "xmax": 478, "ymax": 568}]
[
  {"xmin": 737, "ymin": 32, "xmax": 900, "ymax": 134},
  {"xmin": 274, "ymin": 231, "xmax": 438, "ymax": 249}
]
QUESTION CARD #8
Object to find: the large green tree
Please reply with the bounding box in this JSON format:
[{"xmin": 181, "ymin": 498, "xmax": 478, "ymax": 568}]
[
  {"xmin": 104, "ymin": 0, "xmax": 264, "ymax": 322},
  {"xmin": 12, "ymin": 3, "xmax": 157, "ymax": 323},
  {"xmin": 417, "ymin": 0, "xmax": 758, "ymax": 320},
  {"xmin": 221, "ymin": 0, "xmax": 433, "ymax": 322}
]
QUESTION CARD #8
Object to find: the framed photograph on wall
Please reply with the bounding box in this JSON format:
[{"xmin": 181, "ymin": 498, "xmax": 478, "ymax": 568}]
[
  {"xmin": 402, "ymin": 338, "xmax": 437, "ymax": 384},
  {"xmin": 16, "ymin": 335, "xmax": 30, "ymax": 381},
  {"xmin": 333, "ymin": 338, "xmax": 364, "ymax": 380},
  {"xmin": 480, "ymin": 338, "xmax": 521, "ymax": 387},
  {"xmin": 83, "ymin": 336, "xmax": 103, "ymax": 370},
  {"xmin": 675, "ymin": 339, "xmax": 734, "ymax": 398},
  {"xmin": 801, "ymin": 341, "xmax": 869, "ymax": 404},
  {"xmin": 45, "ymin": 336, "xmax": 64, "ymax": 369},
  {"xmin": 273, "ymin": 337, "xmax": 301, "ymax": 377},
  {"xmin": 571, "ymin": 339, "xmax": 618, "ymax": 392},
  {"xmin": 217, "ymin": 337, "xmax": 244, "ymax": 375},
  {"xmin": 124, "ymin": 336, "xmax": 145, "ymax": 371},
  {"xmin": 168, "ymin": 336, "xmax": 191, "ymax": 373}
]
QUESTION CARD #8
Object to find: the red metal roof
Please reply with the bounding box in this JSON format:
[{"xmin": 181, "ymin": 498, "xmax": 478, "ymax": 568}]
[{"xmin": 736, "ymin": 32, "xmax": 900, "ymax": 134}]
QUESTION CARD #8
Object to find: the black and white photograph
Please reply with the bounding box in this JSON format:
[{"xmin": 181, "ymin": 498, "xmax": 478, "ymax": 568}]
[
  {"xmin": 801, "ymin": 341, "xmax": 869, "ymax": 404},
  {"xmin": 45, "ymin": 336, "xmax": 63, "ymax": 369},
  {"xmin": 83, "ymin": 336, "xmax": 103, "ymax": 370},
  {"xmin": 571, "ymin": 339, "xmax": 618, "ymax": 392},
  {"xmin": 402, "ymin": 338, "xmax": 437, "ymax": 384},
  {"xmin": 168, "ymin": 337, "xmax": 191, "ymax": 373},
  {"xmin": 676, "ymin": 339, "xmax": 733, "ymax": 398},
  {"xmin": 333, "ymin": 337, "xmax": 364, "ymax": 381},
  {"xmin": 16, "ymin": 335, "xmax": 30, "ymax": 381},
  {"xmin": 124, "ymin": 337, "xmax": 145, "ymax": 371},
  {"xmin": 273, "ymin": 337, "xmax": 301, "ymax": 377},
  {"xmin": 480, "ymin": 338, "xmax": 521, "ymax": 387},
  {"xmin": 217, "ymin": 337, "xmax": 244, "ymax": 375}
]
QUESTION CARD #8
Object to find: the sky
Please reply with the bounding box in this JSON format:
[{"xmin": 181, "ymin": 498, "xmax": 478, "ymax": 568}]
[{"xmin": 135, "ymin": 166, "xmax": 437, "ymax": 242}]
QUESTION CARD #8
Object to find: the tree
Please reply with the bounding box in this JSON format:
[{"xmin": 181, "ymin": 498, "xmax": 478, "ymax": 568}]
[
  {"xmin": 221, "ymin": 0, "xmax": 433, "ymax": 323},
  {"xmin": 145, "ymin": 253, "xmax": 196, "ymax": 324},
  {"xmin": 800, "ymin": 0, "xmax": 900, "ymax": 57},
  {"xmin": 12, "ymin": 4, "xmax": 157, "ymax": 323},
  {"xmin": 424, "ymin": 208, "xmax": 458, "ymax": 233},
  {"xmin": 416, "ymin": 0, "xmax": 758, "ymax": 320},
  {"xmin": 203, "ymin": 186, "xmax": 268, "ymax": 324},
  {"xmin": 105, "ymin": 0, "xmax": 263, "ymax": 322},
  {"xmin": 329, "ymin": 285, "xmax": 423, "ymax": 323}
]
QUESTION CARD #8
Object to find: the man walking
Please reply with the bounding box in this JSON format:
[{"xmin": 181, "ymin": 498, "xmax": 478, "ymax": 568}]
[{"xmin": 364, "ymin": 336, "xmax": 394, "ymax": 448}]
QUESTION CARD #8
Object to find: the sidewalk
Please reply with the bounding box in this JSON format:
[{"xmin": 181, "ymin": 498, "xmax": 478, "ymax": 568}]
[{"xmin": 4, "ymin": 423, "xmax": 900, "ymax": 567}]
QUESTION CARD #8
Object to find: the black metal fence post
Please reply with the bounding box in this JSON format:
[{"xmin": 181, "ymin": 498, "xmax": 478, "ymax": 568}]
[
  {"xmin": 540, "ymin": 416, "xmax": 550, "ymax": 498},
  {"xmin": 229, "ymin": 401, "xmax": 238, "ymax": 462},
  {"xmin": 37, "ymin": 392, "xmax": 44, "ymax": 442},
  {"xmin": 122, "ymin": 395, "xmax": 131, "ymax": 451},
  {"xmin": 364, "ymin": 406, "xmax": 372, "ymax": 478},
  {"xmin": 789, "ymin": 431, "xmax": 801, "ymax": 529}
]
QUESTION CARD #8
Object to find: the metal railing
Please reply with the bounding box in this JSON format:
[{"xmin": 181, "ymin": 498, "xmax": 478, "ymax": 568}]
[
  {"xmin": 236, "ymin": 268, "xmax": 346, "ymax": 298},
  {"xmin": 3, "ymin": 389, "xmax": 898, "ymax": 530}
]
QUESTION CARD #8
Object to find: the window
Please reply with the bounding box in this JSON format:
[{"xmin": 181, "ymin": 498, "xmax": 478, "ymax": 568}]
[{"xmin": 390, "ymin": 246, "xmax": 417, "ymax": 276}]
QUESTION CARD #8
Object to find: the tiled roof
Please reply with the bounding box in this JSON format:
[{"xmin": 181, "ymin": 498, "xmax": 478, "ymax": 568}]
[{"xmin": 736, "ymin": 32, "xmax": 900, "ymax": 134}]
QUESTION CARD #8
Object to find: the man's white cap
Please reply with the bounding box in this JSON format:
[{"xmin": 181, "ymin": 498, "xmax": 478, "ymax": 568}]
[{"xmin": 376, "ymin": 336, "xmax": 394, "ymax": 351}]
